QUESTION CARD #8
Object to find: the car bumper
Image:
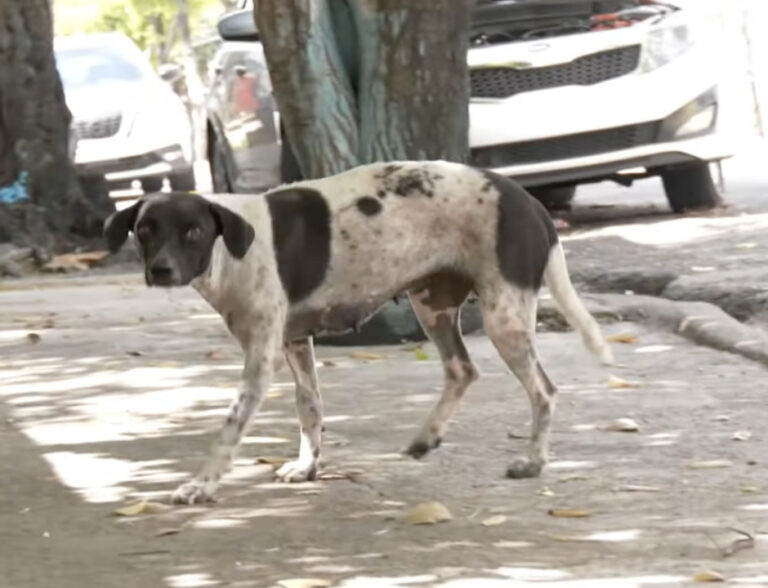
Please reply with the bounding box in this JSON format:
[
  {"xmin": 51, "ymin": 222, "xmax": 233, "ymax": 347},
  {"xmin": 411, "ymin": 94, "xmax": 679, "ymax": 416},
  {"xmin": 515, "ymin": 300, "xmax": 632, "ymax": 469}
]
[{"xmin": 75, "ymin": 144, "xmax": 192, "ymax": 182}]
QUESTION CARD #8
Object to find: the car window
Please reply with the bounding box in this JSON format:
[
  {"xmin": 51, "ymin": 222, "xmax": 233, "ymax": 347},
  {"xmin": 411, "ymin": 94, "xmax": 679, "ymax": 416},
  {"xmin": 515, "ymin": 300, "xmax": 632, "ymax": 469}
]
[{"xmin": 56, "ymin": 46, "xmax": 146, "ymax": 91}]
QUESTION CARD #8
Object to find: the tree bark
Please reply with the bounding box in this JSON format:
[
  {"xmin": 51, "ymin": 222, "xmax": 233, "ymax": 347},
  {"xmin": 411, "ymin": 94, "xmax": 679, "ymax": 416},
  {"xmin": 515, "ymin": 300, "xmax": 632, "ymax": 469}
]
[
  {"xmin": 0, "ymin": 0, "xmax": 113, "ymax": 250},
  {"xmin": 255, "ymin": 0, "xmax": 472, "ymax": 180}
]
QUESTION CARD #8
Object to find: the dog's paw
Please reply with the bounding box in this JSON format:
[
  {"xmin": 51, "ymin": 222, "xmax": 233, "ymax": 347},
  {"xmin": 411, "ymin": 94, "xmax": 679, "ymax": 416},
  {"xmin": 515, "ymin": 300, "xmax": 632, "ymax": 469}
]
[
  {"xmin": 275, "ymin": 459, "xmax": 317, "ymax": 483},
  {"xmin": 171, "ymin": 479, "xmax": 218, "ymax": 505},
  {"xmin": 505, "ymin": 457, "xmax": 544, "ymax": 479},
  {"xmin": 404, "ymin": 436, "xmax": 442, "ymax": 459}
]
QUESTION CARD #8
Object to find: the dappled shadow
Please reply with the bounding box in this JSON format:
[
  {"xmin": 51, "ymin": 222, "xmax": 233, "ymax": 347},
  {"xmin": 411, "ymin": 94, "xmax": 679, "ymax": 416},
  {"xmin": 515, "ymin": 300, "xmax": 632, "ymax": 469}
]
[{"xmin": 2, "ymin": 283, "xmax": 768, "ymax": 587}]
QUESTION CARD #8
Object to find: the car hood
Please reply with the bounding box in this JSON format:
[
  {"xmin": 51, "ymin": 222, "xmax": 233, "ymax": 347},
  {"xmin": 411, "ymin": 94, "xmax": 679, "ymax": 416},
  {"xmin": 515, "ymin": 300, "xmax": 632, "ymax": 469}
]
[{"xmin": 64, "ymin": 80, "xmax": 168, "ymax": 121}]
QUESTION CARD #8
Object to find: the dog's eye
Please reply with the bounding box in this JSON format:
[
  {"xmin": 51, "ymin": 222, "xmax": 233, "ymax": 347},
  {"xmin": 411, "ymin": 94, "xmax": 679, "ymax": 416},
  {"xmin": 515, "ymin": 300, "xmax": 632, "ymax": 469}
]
[
  {"xmin": 135, "ymin": 224, "xmax": 151, "ymax": 239},
  {"xmin": 185, "ymin": 226, "xmax": 202, "ymax": 241}
]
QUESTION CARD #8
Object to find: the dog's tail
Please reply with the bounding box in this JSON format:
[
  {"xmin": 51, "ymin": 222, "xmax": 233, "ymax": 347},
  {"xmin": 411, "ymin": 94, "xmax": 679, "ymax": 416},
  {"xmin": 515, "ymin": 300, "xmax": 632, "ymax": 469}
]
[{"xmin": 543, "ymin": 242, "xmax": 614, "ymax": 365}]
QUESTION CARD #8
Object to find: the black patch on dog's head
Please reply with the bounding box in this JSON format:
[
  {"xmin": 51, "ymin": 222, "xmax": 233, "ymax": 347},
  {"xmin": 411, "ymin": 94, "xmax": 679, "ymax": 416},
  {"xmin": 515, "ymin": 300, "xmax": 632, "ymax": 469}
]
[
  {"xmin": 266, "ymin": 187, "xmax": 331, "ymax": 303},
  {"xmin": 356, "ymin": 196, "xmax": 382, "ymax": 216},
  {"xmin": 478, "ymin": 169, "xmax": 557, "ymax": 291},
  {"xmin": 103, "ymin": 192, "xmax": 255, "ymax": 287}
]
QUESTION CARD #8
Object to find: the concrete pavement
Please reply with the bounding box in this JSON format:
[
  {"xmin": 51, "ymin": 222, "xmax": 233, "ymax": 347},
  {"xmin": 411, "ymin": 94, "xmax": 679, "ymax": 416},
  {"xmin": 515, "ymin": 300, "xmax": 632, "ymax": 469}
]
[{"xmin": 1, "ymin": 279, "xmax": 767, "ymax": 588}]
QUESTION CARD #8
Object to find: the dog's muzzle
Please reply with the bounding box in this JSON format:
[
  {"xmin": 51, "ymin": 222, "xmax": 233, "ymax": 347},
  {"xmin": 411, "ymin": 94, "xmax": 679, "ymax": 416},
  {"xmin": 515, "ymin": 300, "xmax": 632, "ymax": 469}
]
[{"xmin": 146, "ymin": 262, "xmax": 181, "ymax": 287}]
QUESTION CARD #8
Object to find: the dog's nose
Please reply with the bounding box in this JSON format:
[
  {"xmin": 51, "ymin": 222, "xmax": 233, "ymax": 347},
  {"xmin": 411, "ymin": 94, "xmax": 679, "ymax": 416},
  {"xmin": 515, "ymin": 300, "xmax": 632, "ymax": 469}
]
[{"xmin": 150, "ymin": 263, "xmax": 173, "ymax": 280}]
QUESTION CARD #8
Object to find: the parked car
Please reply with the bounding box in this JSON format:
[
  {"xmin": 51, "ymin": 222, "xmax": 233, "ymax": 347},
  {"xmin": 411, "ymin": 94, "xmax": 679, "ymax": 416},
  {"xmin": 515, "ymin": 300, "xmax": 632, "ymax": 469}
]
[
  {"xmin": 207, "ymin": 0, "xmax": 732, "ymax": 212},
  {"xmin": 55, "ymin": 33, "xmax": 196, "ymax": 193}
]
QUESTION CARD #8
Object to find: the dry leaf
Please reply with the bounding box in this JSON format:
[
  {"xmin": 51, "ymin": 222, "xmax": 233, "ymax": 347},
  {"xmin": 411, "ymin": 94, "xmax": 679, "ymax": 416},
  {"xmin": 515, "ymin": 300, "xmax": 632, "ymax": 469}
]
[
  {"xmin": 731, "ymin": 430, "xmax": 751, "ymax": 441},
  {"xmin": 688, "ymin": 460, "xmax": 732, "ymax": 470},
  {"xmin": 277, "ymin": 579, "xmax": 332, "ymax": 588},
  {"xmin": 413, "ymin": 349, "xmax": 429, "ymax": 361},
  {"xmin": 321, "ymin": 360, "xmax": 336, "ymax": 367},
  {"xmin": 614, "ymin": 484, "xmax": 661, "ymax": 493},
  {"xmin": 605, "ymin": 418, "xmax": 639, "ymax": 432},
  {"xmin": 256, "ymin": 456, "xmax": 290, "ymax": 468},
  {"xmin": 606, "ymin": 333, "xmax": 638, "ymax": 344},
  {"xmin": 713, "ymin": 415, "xmax": 731, "ymax": 422},
  {"xmin": 205, "ymin": 349, "xmax": 221, "ymax": 359},
  {"xmin": 692, "ymin": 570, "xmax": 725, "ymax": 582},
  {"xmin": 537, "ymin": 487, "xmax": 555, "ymax": 497},
  {"xmin": 402, "ymin": 343, "xmax": 423, "ymax": 352},
  {"xmin": 735, "ymin": 242, "xmax": 756, "ymax": 250},
  {"xmin": 546, "ymin": 533, "xmax": 591, "ymax": 542},
  {"xmin": 154, "ymin": 527, "xmax": 184, "ymax": 537},
  {"xmin": 405, "ymin": 501, "xmax": 452, "ymax": 525},
  {"xmin": 26, "ymin": 332, "xmax": 41, "ymax": 344},
  {"xmin": 349, "ymin": 351, "xmax": 383, "ymax": 361},
  {"xmin": 113, "ymin": 500, "xmax": 170, "ymax": 516},
  {"xmin": 126, "ymin": 351, "xmax": 143, "ymax": 357},
  {"xmin": 481, "ymin": 515, "xmax": 508, "ymax": 526},
  {"xmin": 548, "ymin": 508, "xmax": 590, "ymax": 518},
  {"xmin": 607, "ymin": 375, "xmax": 641, "ymax": 389},
  {"xmin": 739, "ymin": 485, "xmax": 759, "ymax": 494}
]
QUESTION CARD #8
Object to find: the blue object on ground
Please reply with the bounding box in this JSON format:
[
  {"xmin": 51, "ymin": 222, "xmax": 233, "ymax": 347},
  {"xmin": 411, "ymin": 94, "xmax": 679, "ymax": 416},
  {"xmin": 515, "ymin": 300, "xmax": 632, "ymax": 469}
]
[{"xmin": 0, "ymin": 171, "xmax": 28, "ymax": 204}]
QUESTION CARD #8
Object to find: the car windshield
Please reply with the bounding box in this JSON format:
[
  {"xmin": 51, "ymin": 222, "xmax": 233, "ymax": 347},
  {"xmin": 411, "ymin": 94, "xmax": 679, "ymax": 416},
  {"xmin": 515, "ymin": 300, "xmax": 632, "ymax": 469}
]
[{"xmin": 56, "ymin": 46, "xmax": 146, "ymax": 91}]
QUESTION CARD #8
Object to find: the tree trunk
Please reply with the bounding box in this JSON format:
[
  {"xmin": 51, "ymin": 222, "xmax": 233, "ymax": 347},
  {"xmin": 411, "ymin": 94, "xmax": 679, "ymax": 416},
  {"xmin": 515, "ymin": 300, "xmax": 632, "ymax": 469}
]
[
  {"xmin": 255, "ymin": 0, "xmax": 472, "ymax": 180},
  {"xmin": 0, "ymin": 0, "xmax": 113, "ymax": 251},
  {"xmin": 175, "ymin": 0, "xmax": 206, "ymax": 160}
]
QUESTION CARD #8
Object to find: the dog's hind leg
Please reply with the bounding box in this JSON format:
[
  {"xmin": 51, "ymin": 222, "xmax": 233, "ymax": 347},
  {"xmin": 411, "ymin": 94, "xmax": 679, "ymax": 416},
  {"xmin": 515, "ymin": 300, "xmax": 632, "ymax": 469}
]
[
  {"xmin": 404, "ymin": 273, "xmax": 479, "ymax": 458},
  {"xmin": 276, "ymin": 337, "xmax": 323, "ymax": 482},
  {"xmin": 480, "ymin": 286, "xmax": 557, "ymax": 479}
]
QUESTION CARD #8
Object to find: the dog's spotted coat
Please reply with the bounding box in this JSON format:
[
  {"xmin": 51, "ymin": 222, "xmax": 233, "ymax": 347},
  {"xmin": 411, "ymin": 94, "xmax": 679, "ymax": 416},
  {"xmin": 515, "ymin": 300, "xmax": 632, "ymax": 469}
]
[{"xmin": 104, "ymin": 161, "xmax": 613, "ymax": 504}]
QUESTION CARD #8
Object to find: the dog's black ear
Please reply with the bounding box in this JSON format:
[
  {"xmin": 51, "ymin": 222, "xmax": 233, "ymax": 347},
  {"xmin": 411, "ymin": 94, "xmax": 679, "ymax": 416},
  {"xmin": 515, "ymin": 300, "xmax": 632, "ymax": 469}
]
[
  {"xmin": 103, "ymin": 200, "xmax": 143, "ymax": 253},
  {"xmin": 210, "ymin": 202, "xmax": 255, "ymax": 259}
]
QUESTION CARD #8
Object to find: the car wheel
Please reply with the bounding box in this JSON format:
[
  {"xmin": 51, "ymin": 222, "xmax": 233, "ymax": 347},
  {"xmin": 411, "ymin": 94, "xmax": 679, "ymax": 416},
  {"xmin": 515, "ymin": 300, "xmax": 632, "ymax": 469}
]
[
  {"xmin": 169, "ymin": 168, "xmax": 196, "ymax": 192},
  {"xmin": 528, "ymin": 185, "xmax": 576, "ymax": 211},
  {"xmin": 661, "ymin": 162, "xmax": 722, "ymax": 213},
  {"xmin": 210, "ymin": 138, "xmax": 232, "ymax": 193},
  {"xmin": 141, "ymin": 176, "xmax": 164, "ymax": 193}
]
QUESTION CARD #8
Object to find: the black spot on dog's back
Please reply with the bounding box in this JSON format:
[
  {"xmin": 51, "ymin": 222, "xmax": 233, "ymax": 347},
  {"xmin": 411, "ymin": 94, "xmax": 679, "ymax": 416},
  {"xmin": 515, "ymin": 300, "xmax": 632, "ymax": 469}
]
[
  {"xmin": 356, "ymin": 196, "xmax": 382, "ymax": 216},
  {"xmin": 266, "ymin": 188, "xmax": 331, "ymax": 303},
  {"xmin": 479, "ymin": 169, "xmax": 557, "ymax": 291}
]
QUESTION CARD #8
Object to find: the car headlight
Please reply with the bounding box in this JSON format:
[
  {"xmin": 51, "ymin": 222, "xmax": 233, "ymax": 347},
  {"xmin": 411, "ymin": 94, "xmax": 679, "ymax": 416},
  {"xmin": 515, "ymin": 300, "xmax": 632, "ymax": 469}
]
[{"xmin": 643, "ymin": 24, "xmax": 694, "ymax": 72}]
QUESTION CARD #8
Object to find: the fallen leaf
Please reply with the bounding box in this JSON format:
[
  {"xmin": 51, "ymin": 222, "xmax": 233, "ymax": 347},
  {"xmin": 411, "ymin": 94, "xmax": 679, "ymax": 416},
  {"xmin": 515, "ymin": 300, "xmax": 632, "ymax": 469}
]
[
  {"xmin": 731, "ymin": 430, "xmax": 751, "ymax": 441},
  {"xmin": 266, "ymin": 390, "xmax": 283, "ymax": 399},
  {"xmin": 606, "ymin": 333, "xmax": 638, "ymax": 344},
  {"xmin": 405, "ymin": 501, "xmax": 452, "ymax": 525},
  {"xmin": 349, "ymin": 351, "xmax": 383, "ymax": 361},
  {"xmin": 507, "ymin": 430, "xmax": 528, "ymax": 439},
  {"xmin": 537, "ymin": 487, "xmax": 555, "ymax": 497},
  {"xmin": 481, "ymin": 515, "xmax": 507, "ymax": 526},
  {"xmin": 321, "ymin": 360, "xmax": 336, "ymax": 367},
  {"xmin": 154, "ymin": 527, "xmax": 184, "ymax": 537},
  {"xmin": 557, "ymin": 474, "xmax": 589, "ymax": 483},
  {"xmin": 402, "ymin": 343, "xmax": 423, "ymax": 352},
  {"xmin": 205, "ymin": 349, "xmax": 221, "ymax": 359},
  {"xmin": 277, "ymin": 580, "xmax": 332, "ymax": 588},
  {"xmin": 548, "ymin": 508, "xmax": 590, "ymax": 518},
  {"xmin": 692, "ymin": 570, "xmax": 725, "ymax": 582},
  {"xmin": 739, "ymin": 485, "xmax": 759, "ymax": 494},
  {"xmin": 413, "ymin": 349, "xmax": 429, "ymax": 361},
  {"xmin": 546, "ymin": 533, "xmax": 591, "ymax": 542},
  {"xmin": 735, "ymin": 242, "xmax": 756, "ymax": 250},
  {"xmin": 607, "ymin": 375, "xmax": 641, "ymax": 389},
  {"xmin": 688, "ymin": 460, "xmax": 732, "ymax": 470},
  {"xmin": 713, "ymin": 414, "xmax": 731, "ymax": 422},
  {"xmin": 256, "ymin": 456, "xmax": 290, "ymax": 468},
  {"xmin": 126, "ymin": 351, "xmax": 143, "ymax": 357},
  {"xmin": 605, "ymin": 418, "xmax": 640, "ymax": 432},
  {"xmin": 614, "ymin": 484, "xmax": 661, "ymax": 493},
  {"xmin": 26, "ymin": 333, "xmax": 41, "ymax": 344},
  {"xmin": 113, "ymin": 500, "xmax": 170, "ymax": 516}
]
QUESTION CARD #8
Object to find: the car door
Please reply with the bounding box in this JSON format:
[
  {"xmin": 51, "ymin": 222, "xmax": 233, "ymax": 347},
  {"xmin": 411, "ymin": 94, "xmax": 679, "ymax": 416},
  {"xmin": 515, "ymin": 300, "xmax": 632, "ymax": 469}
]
[{"xmin": 220, "ymin": 43, "xmax": 280, "ymax": 192}]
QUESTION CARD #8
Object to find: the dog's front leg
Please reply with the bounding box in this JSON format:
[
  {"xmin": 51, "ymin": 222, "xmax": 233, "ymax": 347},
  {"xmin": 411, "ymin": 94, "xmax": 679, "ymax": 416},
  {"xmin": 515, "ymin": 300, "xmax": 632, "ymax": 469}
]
[
  {"xmin": 275, "ymin": 337, "xmax": 323, "ymax": 482},
  {"xmin": 172, "ymin": 333, "xmax": 276, "ymax": 504}
]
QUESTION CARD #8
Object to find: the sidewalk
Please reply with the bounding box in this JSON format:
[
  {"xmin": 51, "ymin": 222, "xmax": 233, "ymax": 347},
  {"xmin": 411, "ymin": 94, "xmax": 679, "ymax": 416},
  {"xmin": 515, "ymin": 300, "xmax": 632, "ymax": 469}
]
[{"xmin": 1, "ymin": 280, "xmax": 767, "ymax": 587}]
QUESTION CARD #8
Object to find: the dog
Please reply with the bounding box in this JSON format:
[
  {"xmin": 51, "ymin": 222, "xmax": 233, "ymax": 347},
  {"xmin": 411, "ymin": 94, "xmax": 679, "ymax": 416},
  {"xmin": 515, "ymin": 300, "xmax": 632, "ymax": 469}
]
[{"xmin": 104, "ymin": 161, "xmax": 613, "ymax": 504}]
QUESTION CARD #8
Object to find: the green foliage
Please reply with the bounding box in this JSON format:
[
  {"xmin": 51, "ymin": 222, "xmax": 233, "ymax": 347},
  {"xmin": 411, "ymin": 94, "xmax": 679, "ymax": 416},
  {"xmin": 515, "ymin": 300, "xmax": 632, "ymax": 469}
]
[{"xmin": 54, "ymin": 0, "xmax": 225, "ymax": 62}]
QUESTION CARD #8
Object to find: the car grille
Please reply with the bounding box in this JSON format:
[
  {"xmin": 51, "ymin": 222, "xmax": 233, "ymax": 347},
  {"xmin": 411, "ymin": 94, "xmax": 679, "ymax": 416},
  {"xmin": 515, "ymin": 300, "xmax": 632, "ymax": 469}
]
[
  {"xmin": 72, "ymin": 114, "xmax": 122, "ymax": 140},
  {"xmin": 470, "ymin": 121, "xmax": 661, "ymax": 167},
  {"xmin": 470, "ymin": 45, "xmax": 641, "ymax": 99}
]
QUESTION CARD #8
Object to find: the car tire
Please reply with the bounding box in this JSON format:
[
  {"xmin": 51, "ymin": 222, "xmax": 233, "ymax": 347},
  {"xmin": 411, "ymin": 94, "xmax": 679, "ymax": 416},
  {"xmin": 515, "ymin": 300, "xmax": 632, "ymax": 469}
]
[
  {"xmin": 661, "ymin": 162, "xmax": 722, "ymax": 213},
  {"xmin": 141, "ymin": 177, "xmax": 164, "ymax": 193},
  {"xmin": 528, "ymin": 185, "xmax": 576, "ymax": 211},
  {"xmin": 169, "ymin": 168, "xmax": 196, "ymax": 192},
  {"xmin": 210, "ymin": 137, "xmax": 232, "ymax": 193}
]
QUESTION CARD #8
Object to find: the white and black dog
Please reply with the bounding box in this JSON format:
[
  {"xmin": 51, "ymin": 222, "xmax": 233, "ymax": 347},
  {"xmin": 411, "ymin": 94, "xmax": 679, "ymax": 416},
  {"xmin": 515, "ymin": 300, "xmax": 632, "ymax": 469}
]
[{"xmin": 104, "ymin": 161, "xmax": 613, "ymax": 504}]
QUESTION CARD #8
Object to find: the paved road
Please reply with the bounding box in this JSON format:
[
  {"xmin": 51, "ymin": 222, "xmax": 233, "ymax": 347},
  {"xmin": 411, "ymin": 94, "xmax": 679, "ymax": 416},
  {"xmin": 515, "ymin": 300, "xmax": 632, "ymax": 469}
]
[{"xmin": 1, "ymin": 281, "xmax": 767, "ymax": 587}]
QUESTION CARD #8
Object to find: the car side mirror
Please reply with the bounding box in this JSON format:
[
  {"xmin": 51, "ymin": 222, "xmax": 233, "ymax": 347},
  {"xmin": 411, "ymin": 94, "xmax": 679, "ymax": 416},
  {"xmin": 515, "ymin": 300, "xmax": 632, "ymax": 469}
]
[
  {"xmin": 158, "ymin": 63, "xmax": 181, "ymax": 83},
  {"xmin": 218, "ymin": 9, "xmax": 260, "ymax": 42}
]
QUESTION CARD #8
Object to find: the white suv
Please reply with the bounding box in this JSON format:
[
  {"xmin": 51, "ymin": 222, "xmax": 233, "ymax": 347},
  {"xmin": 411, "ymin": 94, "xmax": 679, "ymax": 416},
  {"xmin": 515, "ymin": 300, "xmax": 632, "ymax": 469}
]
[
  {"xmin": 211, "ymin": 0, "xmax": 732, "ymax": 212},
  {"xmin": 55, "ymin": 33, "xmax": 196, "ymax": 193}
]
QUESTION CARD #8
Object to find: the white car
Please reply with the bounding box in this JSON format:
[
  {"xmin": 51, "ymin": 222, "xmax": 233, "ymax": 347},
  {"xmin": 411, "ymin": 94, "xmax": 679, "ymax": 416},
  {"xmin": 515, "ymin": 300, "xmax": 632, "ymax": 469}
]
[
  {"xmin": 211, "ymin": 0, "xmax": 731, "ymax": 212},
  {"xmin": 55, "ymin": 33, "xmax": 196, "ymax": 193}
]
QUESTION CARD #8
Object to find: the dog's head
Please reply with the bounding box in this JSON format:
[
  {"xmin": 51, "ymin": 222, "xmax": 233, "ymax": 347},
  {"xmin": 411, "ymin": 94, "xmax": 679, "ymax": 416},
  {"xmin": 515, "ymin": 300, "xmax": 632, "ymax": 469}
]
[{"xmin": 103, "ymin": 192, "xmax": 255, "ymax": 287}]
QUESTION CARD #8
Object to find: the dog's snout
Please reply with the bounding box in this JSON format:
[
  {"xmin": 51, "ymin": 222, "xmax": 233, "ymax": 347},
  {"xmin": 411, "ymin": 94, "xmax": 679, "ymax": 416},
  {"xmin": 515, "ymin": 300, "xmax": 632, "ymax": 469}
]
[
  {"xmin": 147, "ymin": 261, "xmax": 178, "ymax": 286},
  {"xmin": 150, "ymin": 263, "xmax": 173, "ymax": 279}
]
